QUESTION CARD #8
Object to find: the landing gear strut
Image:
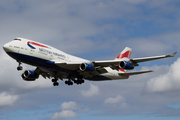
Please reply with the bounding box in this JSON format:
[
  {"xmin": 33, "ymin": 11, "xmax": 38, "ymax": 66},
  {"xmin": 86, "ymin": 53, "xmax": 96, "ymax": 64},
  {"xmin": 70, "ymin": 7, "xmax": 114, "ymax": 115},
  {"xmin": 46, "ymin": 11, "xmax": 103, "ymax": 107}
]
[
  {"xmin": 17, "ymin": 60, "xmax": 23, "ymax": 71},
  {"xmin": 52, "ymin": 78, "xmax": 59, "ymax": 86}
]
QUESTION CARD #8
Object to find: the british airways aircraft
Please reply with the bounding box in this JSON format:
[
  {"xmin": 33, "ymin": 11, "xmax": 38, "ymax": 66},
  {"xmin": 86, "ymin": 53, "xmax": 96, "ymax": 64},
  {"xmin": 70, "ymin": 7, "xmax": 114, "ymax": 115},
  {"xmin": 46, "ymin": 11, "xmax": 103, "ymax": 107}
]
[{"xmin": 3, "ymin": 38, "xmax": 177, "ymax": 86}]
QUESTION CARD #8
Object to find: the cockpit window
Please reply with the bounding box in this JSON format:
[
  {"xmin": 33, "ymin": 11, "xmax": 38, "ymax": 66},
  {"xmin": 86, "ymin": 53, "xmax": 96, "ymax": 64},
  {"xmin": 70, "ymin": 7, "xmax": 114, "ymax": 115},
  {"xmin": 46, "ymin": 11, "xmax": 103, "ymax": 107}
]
[{"xmin": 14, "ymin": 38, "xmax": 21, "ymax": 41}]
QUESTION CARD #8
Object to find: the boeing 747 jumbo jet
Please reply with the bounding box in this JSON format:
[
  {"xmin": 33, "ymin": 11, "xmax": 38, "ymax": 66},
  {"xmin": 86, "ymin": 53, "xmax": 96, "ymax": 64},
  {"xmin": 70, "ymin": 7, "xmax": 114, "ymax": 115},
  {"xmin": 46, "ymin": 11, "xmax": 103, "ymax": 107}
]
[{"xmin": 3, "ymin": 38, "xmax": 177, "ymax": 86}]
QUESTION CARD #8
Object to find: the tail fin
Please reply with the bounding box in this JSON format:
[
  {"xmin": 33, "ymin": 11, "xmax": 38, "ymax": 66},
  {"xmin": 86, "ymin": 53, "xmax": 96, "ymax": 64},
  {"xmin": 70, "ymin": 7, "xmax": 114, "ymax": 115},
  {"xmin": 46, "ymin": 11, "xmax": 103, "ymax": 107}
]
[{"xmin": 116, "ymin": 47, "xmax": 132, "ymax": 60}]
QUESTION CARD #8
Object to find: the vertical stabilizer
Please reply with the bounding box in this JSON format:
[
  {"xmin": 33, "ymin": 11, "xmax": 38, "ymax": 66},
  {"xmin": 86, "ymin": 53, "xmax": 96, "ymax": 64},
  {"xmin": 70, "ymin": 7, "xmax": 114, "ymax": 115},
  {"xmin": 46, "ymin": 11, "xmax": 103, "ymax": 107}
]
[{"xmin": 116, "ymin": 47, "xmax": 132, "ymax": 60}]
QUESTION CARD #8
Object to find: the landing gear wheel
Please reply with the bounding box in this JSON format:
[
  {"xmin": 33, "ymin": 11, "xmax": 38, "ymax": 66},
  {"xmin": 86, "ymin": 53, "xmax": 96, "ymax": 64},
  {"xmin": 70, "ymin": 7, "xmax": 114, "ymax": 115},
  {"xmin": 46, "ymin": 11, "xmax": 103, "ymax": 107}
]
[
  {"xmin": 53, "ymin": 82, "xmax": 59, "ymax": 86},
  {"xmin": 68, "ymin": 81, "xmax": 73, "ymax": 86},
  {"xmin": 52, "ymin": 79, "xmax": 56, "ymax": 83},
  {"xmin": 75, "ymin": 76, "xmax": 85, "ymax": 85},
  {"xmin": 52, "ymin": 78, "xmax": 59, "ymax": 86},
  {"xmin": 65, "ymin": 76, "xmax": 74, "ymax": 86},
  {"xmin": 17, "ymin": 66, "xmax": 23, "ymax": 71},
  {"xmin": 65, "ymin": 80, "xmax": 73, "ymax": 86}
]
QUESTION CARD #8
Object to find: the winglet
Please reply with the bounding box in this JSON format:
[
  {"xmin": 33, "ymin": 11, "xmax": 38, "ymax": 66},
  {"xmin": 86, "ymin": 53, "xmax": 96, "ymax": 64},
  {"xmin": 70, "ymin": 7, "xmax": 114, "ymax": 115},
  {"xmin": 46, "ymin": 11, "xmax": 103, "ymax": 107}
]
[
  {"xmin": 170, "ymin": 52, "xmax": 177, "ymax": 57},
  {"xmin": 166, "ymin": 52, "xmax": 177, "ymax": 57}
]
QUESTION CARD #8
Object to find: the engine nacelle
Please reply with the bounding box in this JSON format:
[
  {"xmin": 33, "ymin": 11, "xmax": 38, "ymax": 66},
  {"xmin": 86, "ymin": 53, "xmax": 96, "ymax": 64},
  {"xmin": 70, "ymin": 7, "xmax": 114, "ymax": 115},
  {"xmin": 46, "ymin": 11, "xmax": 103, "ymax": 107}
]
[
  {"xmin": 119, "ymin": 61, "xmax": 134, "ymax": 70},
  {"xmin": 79, "ymin": 63, "xmax": 95, "ymax": 71},
  {"xmin": 21, "ymin": 70, "xmax": 39, "ymax": 81}
]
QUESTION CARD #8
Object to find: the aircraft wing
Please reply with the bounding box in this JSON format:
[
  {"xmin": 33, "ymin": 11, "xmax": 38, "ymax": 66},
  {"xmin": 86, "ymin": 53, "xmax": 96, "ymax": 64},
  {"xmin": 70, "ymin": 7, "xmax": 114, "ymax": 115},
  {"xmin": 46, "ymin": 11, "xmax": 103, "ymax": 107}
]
[
  {"xmin": 54, "ymin": 52, "xmax": 176, "ymax": 72},
  {"xmin": 130, "ymin": 52, "xmax": 177, "ymax": 66},
  {"xmin": 94, "ymin": 52, "xmax": 177, "ymax": 67}
]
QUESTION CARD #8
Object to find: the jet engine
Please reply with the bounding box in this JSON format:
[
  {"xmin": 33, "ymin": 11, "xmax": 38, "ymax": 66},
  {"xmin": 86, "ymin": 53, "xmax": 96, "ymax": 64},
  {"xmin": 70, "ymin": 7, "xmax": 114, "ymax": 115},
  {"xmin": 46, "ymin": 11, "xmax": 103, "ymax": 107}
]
[
  {"xmin": 21, "ymin": 70, "xmax": 39, "ymax": 81},
  {"xmin": 119, "ymin": 61, "xmax": 134, "ymax": 70},
  {"xmin": 79, "ymin": 63, "xmax": 95, "ymax": 71}
]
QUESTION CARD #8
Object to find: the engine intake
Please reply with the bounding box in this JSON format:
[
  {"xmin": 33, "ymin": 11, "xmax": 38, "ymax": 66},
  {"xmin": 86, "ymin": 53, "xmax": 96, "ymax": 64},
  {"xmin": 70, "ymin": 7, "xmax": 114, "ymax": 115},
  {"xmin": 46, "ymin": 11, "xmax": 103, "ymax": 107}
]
[
  {"xmin": 21, "ymin": 70, "xmax": 39, "ymax": 81},
  {"xmin": 79, "ymin": 63, "xmax": 95, "ymax": 71},
  {"xmin": 119, "ymin": 61, "xmax": 134, "ymax": 70}
]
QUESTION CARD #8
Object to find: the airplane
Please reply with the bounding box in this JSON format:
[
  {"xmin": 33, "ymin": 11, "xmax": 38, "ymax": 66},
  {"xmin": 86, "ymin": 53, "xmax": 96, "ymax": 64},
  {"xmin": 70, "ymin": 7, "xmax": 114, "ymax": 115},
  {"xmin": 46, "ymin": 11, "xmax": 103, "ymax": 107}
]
[{"xmin": 3, "ymin": 38, "xmax": 177, "ymax": 86}]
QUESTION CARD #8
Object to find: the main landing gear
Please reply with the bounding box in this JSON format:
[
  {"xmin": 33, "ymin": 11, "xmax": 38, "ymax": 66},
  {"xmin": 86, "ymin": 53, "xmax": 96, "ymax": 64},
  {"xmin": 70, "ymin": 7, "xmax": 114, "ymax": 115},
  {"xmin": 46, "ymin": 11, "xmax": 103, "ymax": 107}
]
[
  {"xmin": 65, "ymin": 76, "xmax": 73, "ymax": 86},
  {"xmin": 65, "ymin": 76, "xmax": 85, "ymax": 86},
  {"xmin": 17, "ymin": 60, "xmax": 23, "ymax": 71},
  {"xmin": 74, "ymin": 79, "xmax": 85, "ymax": 85},
  {"xmin": 51, "ymin": 76, "xmax": 85, "ymax": 86},
  {"xmin": 75, "ymin": 76, "xmax": 85, "ymax": 85},
  {"xmin": 65, "ymin": 80, "xmax": 73, "ymax": 86},
  {"xmin": 52, "ymin": 78, "xmax": 59, "ymax": 86}
]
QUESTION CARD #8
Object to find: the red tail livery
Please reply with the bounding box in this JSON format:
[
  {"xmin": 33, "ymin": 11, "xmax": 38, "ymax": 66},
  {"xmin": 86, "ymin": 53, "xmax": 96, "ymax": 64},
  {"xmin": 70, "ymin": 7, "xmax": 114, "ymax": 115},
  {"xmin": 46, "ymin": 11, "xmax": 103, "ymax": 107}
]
[{"xmin": 116, "ymin": 47, "xmax": 132, "ymax": 59}]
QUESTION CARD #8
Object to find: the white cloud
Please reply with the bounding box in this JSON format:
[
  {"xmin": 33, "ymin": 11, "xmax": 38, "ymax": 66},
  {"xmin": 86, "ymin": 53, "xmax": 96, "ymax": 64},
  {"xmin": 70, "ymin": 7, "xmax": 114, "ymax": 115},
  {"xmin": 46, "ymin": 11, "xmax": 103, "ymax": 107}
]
[
  {"xmin": 52, "ymin": 101, "xmax": 89, "ymax": 119},
  {"xmin": 0, "ymin": 92, "xmax": 18, "ymax": 107},
  {"xmin": 80, "ymin": 84, "xmax": 99, "ymax": 97},
  {"xmin": 78, "ymin": 108, "xmax": 89, "ymax": 113},
  {"xmin": 61, "ymin": 101, "xmax": 80, "ymax": 110},
  {"xmin": 104, "ymin": 95, "xmax": 127, "ymax": 107},
  {"xmin": 146, "ymin": 58, "xmax": 180, "ymax": 93},
  {"xmin": 51, "ymin": 110, "xmax": 78, "ymax": 119}
]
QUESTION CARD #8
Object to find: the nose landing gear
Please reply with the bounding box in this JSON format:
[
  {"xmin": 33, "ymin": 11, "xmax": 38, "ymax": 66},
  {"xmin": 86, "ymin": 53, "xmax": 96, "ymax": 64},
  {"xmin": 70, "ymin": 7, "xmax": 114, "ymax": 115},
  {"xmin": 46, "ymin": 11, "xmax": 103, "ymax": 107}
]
[{"xmin": 17, "ymin": 60, "xmax": 23, "ymax": 71}]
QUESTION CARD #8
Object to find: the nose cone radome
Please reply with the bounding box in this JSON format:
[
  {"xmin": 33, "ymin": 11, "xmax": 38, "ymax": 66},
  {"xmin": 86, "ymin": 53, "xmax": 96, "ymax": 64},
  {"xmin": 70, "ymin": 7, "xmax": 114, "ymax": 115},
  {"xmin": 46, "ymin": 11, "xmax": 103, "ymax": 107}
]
[
  {"xmin": 3, "ymin": 43, "xmax": 12, "ymax": 53},
  {"xmin": 3, "ymin": 43, "xmax": 9, "ymax": 52}
]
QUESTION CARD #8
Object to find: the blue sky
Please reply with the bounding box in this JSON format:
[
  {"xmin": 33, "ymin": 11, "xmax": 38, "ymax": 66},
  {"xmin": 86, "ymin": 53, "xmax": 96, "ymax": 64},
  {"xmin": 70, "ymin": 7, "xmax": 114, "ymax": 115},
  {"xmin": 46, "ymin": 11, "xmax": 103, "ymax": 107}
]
[{"xmin": 1, "ymin": 0, "xmax": 180, "ymax": 120}]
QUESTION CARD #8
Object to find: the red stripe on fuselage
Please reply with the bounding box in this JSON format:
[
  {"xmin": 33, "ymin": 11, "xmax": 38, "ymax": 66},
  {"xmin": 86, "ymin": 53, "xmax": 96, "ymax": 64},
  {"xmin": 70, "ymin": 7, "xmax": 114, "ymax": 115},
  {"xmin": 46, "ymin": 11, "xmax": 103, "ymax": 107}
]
[{"xmin": 28, "ymin": 41, "xmax": 48, "ymax": 48}]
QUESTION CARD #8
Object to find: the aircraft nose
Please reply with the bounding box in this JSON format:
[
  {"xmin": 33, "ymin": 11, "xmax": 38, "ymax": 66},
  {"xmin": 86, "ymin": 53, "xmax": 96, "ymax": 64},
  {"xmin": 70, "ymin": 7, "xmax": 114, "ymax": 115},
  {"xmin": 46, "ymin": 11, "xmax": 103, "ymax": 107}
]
[{"xmin": 3, "ymin": 43, "xmax": 10, "ymax": 52}]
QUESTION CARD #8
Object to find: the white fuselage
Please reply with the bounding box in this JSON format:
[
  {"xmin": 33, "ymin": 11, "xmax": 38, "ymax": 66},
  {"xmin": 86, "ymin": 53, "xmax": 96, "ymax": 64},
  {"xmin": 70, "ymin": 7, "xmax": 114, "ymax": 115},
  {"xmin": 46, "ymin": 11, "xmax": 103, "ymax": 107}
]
[{"xmin": 3, "ymin": 38, "xmax": 128, "ymax": 80}]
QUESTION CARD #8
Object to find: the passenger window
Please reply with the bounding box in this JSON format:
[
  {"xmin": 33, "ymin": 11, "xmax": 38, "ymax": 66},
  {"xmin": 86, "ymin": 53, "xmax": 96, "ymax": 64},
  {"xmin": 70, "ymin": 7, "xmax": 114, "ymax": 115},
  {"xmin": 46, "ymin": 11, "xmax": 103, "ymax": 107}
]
[{"xmin": 14, "ymin": 46, "xmax": 20, "ymax": 48}]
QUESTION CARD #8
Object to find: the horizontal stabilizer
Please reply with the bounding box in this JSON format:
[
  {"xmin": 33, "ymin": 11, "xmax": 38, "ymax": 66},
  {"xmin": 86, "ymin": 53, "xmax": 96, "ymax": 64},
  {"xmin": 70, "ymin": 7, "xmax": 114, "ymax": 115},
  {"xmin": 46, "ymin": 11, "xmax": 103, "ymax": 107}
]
[{"xmin": 119, "ymin": 70, "xmax": 153, "ymax": 76}]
